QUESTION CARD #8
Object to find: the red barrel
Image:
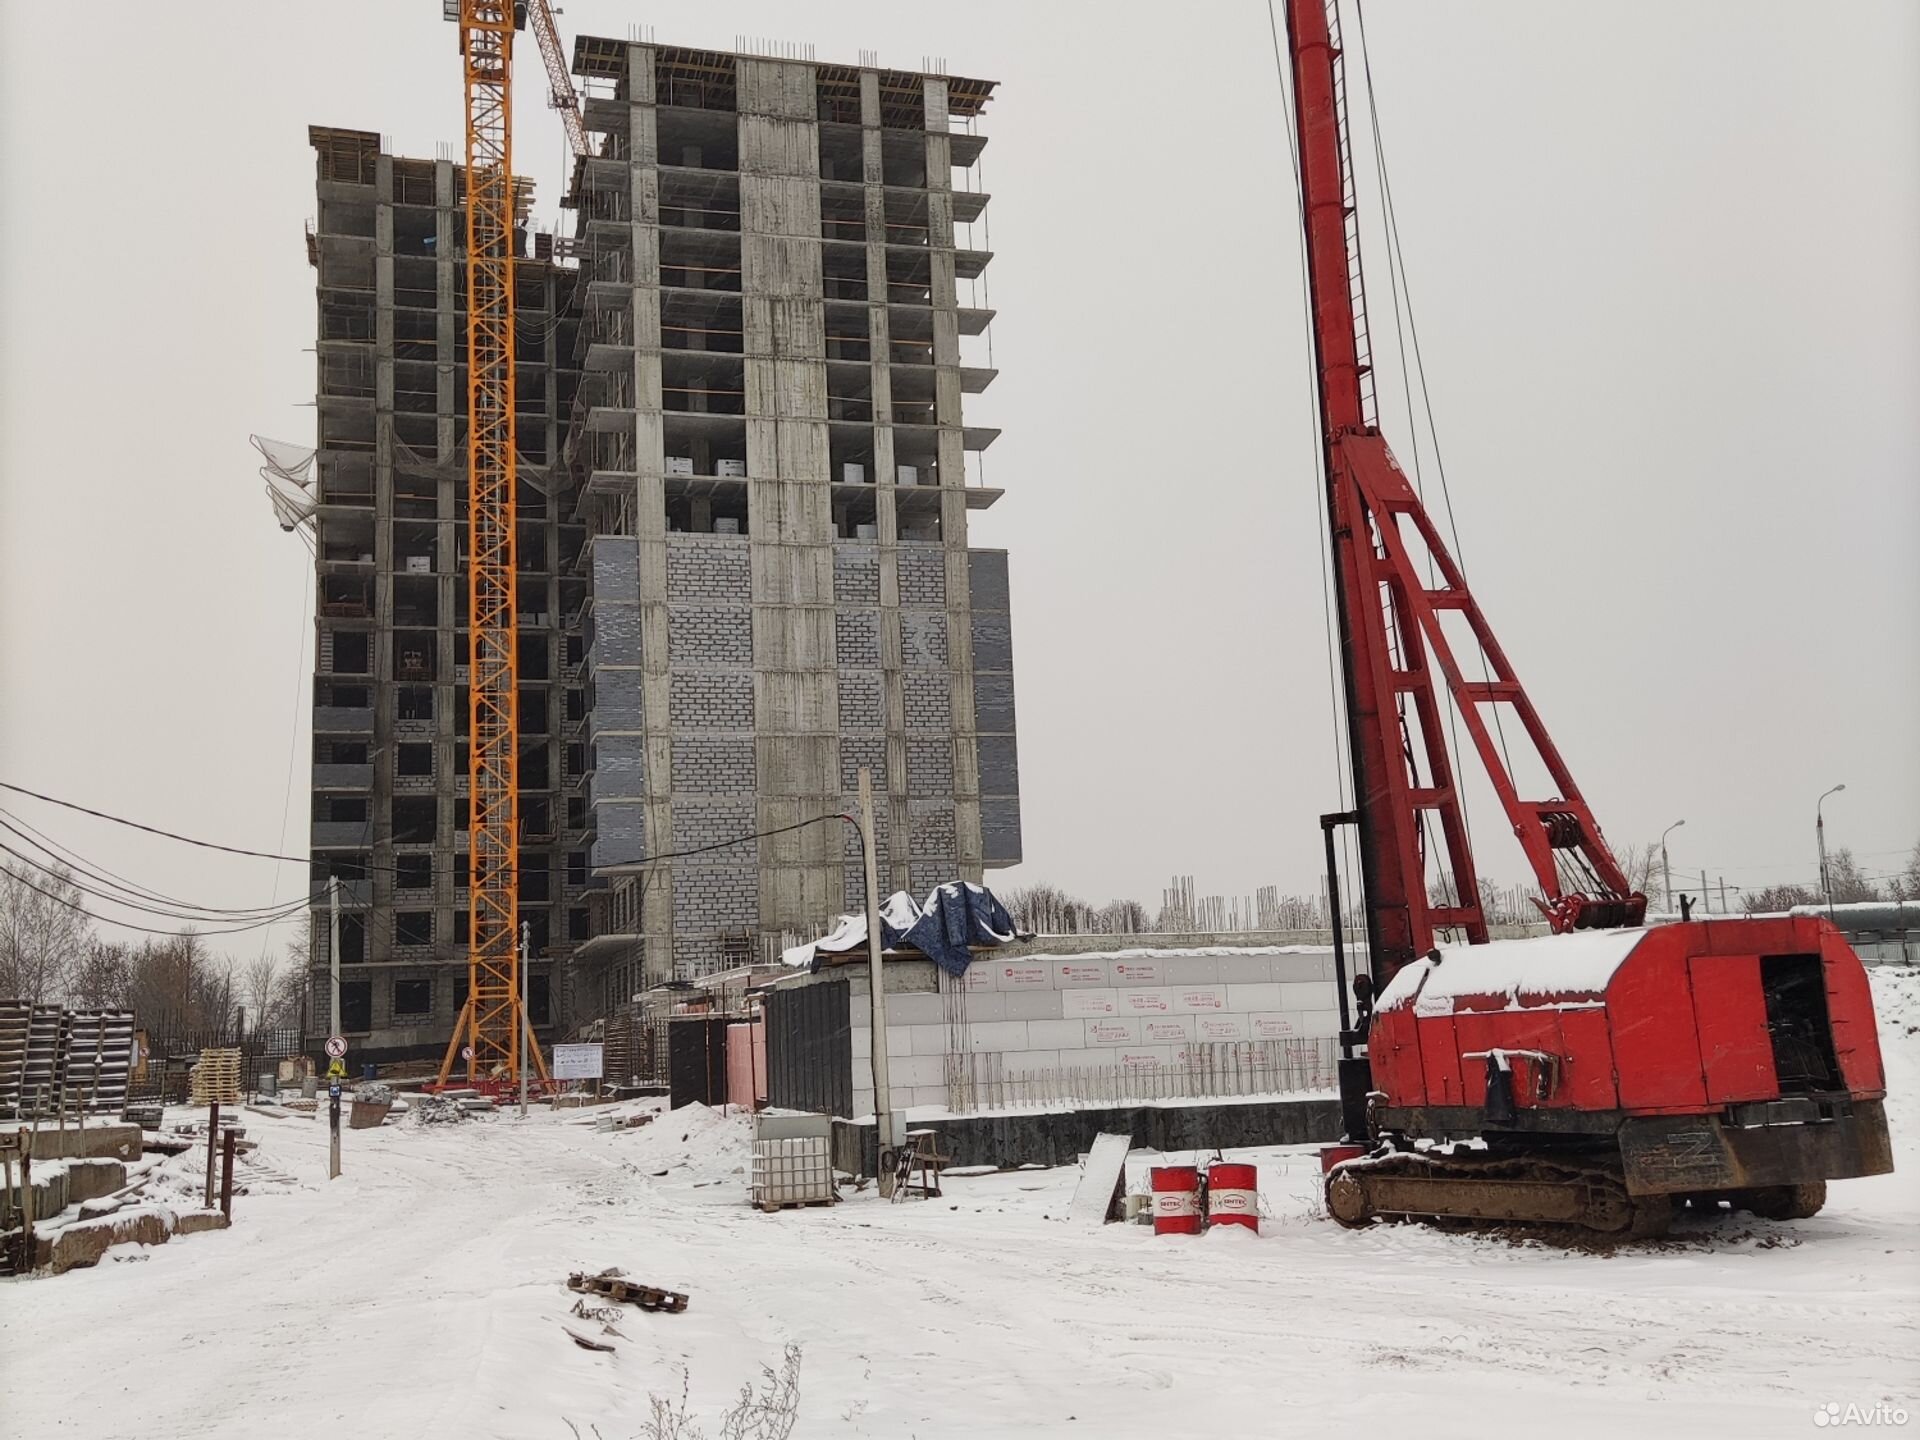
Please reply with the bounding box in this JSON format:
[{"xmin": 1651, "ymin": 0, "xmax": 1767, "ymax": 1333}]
[
  {"xmin": 1319, "ymin": 1143, "xmax": 1366, "ymax": 1174},
  {"xmin": 1150, "ymin": 1165, "xmax": 1203, "ymax": 1235},
  {"xmin": 1207, "ymin": 1162, "xmax": 1259, "ymax": 1232}
]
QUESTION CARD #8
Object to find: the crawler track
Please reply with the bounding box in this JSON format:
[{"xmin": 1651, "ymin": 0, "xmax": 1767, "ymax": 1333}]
[{"xmin": 1326, "ymin": 1150, "xmax": 1674, "ymax": 1239}]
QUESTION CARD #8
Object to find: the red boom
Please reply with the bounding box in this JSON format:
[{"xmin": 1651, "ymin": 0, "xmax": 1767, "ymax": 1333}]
[{"xmin": 1285, "ymin": 0, "xmax": 1643, "ymax": 986}]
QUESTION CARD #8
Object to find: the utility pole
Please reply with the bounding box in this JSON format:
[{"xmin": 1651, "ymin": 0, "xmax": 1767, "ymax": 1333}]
[
  {"xmin": 519, "ymin": 921, "xmax": 531, "ymax": 1120},
  {"xmin": 328, "ymin": 873, "xmax": 342, "ymax": 1182},
  {"xmin": 858, "ymin": 767, "xmax": 896, "ymax": 1197},
  {"xmin": 1817, "ymin": 783, "xmax": 1846, "ymax": 919},
  {"xmin": 1659, "ymin": 819, "xmax": 1684, "ymax": 915},
  {"xmin": 1701, "ymin": 870, "xmax": 1710, "ymax": 916},
  {"xmin": 328, "ymin": 874, "xmax": 342, "ymax": 1042}
]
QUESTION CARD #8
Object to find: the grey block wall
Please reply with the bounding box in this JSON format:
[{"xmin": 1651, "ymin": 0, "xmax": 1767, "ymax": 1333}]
[{"xmin": 970, "ymin": 549, "xmax": 1021, "ymax": 865}]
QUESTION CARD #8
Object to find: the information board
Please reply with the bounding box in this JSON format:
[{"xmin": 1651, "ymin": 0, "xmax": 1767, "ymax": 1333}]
[{"xmin": 552, "ymin": 1043, "xmax": 604, "ymax": 1080}]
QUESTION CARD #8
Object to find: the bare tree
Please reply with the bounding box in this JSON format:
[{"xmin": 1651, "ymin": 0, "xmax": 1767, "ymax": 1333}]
[
  {"xmin": 1001, "ymin": 882, "xmax": 1091, "ymax": 935},
  {"xmin": 1096, "ymin": 898, "xmax": 1152, "ymax": 935},
  {"xmin": 1743, "ymin": 882, "xmax": 1820, "ymax": 913},
  {"xmin": 240, "ymin": 951, "xmax": 283, "ymax": 1032},
  {"xmin": 1891, "ymin": 839, "xmax": 1920, "ymax": 902},
  {"xmin": 1824, "ymin": 847, "xmax": 1882, "ymax": 905},
  {"xmin": 65, "ymin": 936, "xmax": 133, "ymax": 1009},
  {"xmin": 1610, "ymin": 841, "xmax": 1665, "ymax": 906},
  {"xmin": 0, "ymin": 860, "xmax": 89, "ymax": 1004}
]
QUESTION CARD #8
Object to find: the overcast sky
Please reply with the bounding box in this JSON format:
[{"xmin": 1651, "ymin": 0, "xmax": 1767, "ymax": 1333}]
[{"xmin": 1, "ymin": 0, "xmax": 1914, "ymax": 956}]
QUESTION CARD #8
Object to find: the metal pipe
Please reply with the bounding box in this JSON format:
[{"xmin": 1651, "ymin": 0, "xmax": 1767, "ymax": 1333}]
[
  {"xmin": 1322, "ymin": 811, "xmax": 1357, "ymax": 1054},
  {"xmin": 1817, "ymin": 783, "xmax": 1846, "ymax": 918},
  {"xmin": 857, "ymin": 768, "xmax": 896, "ymax": 1196}
]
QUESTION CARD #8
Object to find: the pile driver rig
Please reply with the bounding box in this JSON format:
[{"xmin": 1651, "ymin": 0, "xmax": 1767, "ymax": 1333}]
[{"xmin": 1283, "ymin": 0, "xmax": 1892, "ymax": 1235}]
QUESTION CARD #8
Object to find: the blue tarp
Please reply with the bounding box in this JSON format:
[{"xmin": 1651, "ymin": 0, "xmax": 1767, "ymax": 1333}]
[
  {"xmin": 901, "ymin": 882, "xmax": 1019, "ymax": 976},
  {"xmin": 784, "ymin": 881, "xmax": 1020, "ymax": 976}
]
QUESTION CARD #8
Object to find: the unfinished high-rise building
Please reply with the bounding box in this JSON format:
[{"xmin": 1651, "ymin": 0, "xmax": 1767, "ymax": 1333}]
[{"xmin": 303, "ymin": 40, "xmax": 1019, "ymax": 1061}]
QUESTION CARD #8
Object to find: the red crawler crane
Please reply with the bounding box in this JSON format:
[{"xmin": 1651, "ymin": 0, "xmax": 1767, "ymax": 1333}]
[{"xmin": 1285, "ymin": 0, "xmax": 1892, "ymax": 1235}]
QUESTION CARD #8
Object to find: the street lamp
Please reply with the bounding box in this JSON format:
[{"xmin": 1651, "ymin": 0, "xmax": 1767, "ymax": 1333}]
[
  {"xmin": 1659, "ymin": 819, "xmax": 1685, "ymax": 914},
  {"xmin": 1817, "ymin": 784, "xmax": 1846, "ymax": 915}
]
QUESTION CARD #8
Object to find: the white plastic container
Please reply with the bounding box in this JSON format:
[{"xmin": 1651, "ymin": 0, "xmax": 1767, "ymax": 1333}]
[
  {"xmin": 404, "ymin": 555, "xmax": 431, "ymax": 574},
  {"xmin": 666, "ymin": 455, "xmax": 695, "ymax": 476},
  {"xmin": 716, "ymin": 458, "xmax": 747, "ymax": 478},
  {"xmin": 750, "ymin": 1136, "xmax": 835, "ymax": 1208},
  {"xmin": 713, "ymin": 517, "xmax": 741, "ymax": 535},
  {"xmin": 841, "ymin": 462, "xmax": 867, "ymax": 484}
]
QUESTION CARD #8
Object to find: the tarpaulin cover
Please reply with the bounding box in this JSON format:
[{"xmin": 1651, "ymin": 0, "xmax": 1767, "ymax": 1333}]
[{"xmin": 780, "ymin": 881, "xmax": 1019, "ymax": 976}]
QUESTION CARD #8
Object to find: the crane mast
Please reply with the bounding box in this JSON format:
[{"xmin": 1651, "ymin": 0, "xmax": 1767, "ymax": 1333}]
[
  {"xmin": 1284, "ymin": 0, "xmax": 1644, "ymax": 989},
  {"xmin": 438, "ymin": 0, "xmax": 546, "ymax": 1087}
]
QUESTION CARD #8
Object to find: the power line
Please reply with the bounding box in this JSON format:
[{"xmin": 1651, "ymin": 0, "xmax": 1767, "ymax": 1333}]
[
  {"xmin": 2, "ymin": 778, "xmax": 849, "ymax": 908},
  {"xmin": 0, "ymin": 861, "xmax": 312, "ymax": 939},
  {"xmin": 600, "ymin": 812, "xmax": 847, "ymax": 874},
  {"xmin": 0, "ymin": 779, "xmax": 312, "ymax": 866},
  {"xmin": 0, "ymin": 807, "xmax": 210, "ymax": 910},
  {"xmin": 0, "ymin": 840, "xmax": 312, "ymax": 926}
]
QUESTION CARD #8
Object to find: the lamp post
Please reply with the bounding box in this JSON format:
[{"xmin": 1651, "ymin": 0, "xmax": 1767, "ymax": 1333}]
[
  {"xmin": 1659, "ymin": 819, "xmax": 1685, "ymax": 914},
  {"xmin": 1817, "ymin": 784, "xmax": 1846, "ymax": 917}
]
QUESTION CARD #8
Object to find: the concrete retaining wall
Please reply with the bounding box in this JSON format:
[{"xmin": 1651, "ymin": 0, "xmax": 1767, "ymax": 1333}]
[
  {"xmin": 832, "ymin": 1095, "xmax": 1340, "ymax": 1173},
  {"xmin": 843, "ymin": 948, "xmax": 1343, "ymax": 1116}
]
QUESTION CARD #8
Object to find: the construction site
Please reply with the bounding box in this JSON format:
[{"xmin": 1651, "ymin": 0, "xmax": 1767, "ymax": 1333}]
[{"xmin": 1, "ymin": 3, "xmax": 1915, "ymax": 1437}]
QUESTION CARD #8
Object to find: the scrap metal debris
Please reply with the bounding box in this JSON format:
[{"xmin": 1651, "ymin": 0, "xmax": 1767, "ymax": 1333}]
[
  {"xmin": 562, "ymin": 1326, "xmax": 616, "ymax": 1353},
  {"xmin": 567, "ymin": 1267, "xmax": 689, "ymax": 1314},
  {"xmin": 569, "ymin": 1296, "xmax": 625, "ymax": 1325}
]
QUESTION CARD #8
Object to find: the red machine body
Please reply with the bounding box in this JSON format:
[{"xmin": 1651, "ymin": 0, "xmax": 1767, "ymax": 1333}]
[
  {"xmin": 1368, "ymin": 917, "xmax": 1890, "ymax": 1198},
  {"xmin": 1282, "ymin": 0, "xmax": 1895, "ymax": 1230}
]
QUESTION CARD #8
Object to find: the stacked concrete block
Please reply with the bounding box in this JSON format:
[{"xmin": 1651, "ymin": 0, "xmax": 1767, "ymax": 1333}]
[{"xmin": 843, "ymin": 948, "xmax": 1342, "ymax": 1115}]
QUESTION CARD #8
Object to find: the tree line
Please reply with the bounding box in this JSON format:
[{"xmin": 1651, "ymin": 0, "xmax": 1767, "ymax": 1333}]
[
  {"xmin": 0, "ymin": 861, "xmax": 307, "ymax": 1035},
  {"xmin": 1000, "ymin": 837, "xmax": 1920, "ymax": 937}
]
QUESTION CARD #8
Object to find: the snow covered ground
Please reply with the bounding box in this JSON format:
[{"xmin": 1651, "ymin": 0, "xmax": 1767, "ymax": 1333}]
[{"xmin": 6, "ymin": 969, "xmax": 1918, "ymax": 1440}]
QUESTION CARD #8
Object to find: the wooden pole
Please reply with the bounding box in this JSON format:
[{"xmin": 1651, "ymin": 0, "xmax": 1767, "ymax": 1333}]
[
  {"xmin": 204, "ymin": 1101, "xmax": 221, "ymax": 1208},
  {"xmin": 219, "ymin": 1130, "xmax": 237, "ymax": 1221}
]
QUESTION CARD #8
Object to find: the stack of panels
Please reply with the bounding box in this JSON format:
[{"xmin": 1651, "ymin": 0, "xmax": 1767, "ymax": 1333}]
[
  {"xmin": 188, "ymin": 1047, "xmax": 243, "ymax": 1106},
  {"xmin": 0, "ymin": 1000, "xmax": 30, "ymax": 1119},
  {"xmin": 62, "ymin": 1009, "xmax": 135, "ymax": 1113},
  {"xmin": 603, "ymin": 1014, "xmax": 637, "ymax": 1087},
  {"xmin": 20, "ymin": 1007, "xmax": 68, "ymax": 1119}
]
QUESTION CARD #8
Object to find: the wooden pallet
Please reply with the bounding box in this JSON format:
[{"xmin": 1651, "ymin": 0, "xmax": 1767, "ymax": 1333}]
[
  {"xmin": 754, "ymin": 1197, "xmax": 834, "ymax": 1213},
  {"xmin": 189, "ymin": 1048, "xmax": 244, "ymax": 1106},
  {"xmin": 566, "ymin": 1271, "xmax": 689, "ymax": 1314}
]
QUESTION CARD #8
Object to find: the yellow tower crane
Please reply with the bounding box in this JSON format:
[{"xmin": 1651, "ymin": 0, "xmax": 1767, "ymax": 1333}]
[{"xmin": 436, "ymin": 0, "xmax": 582, "ymax": 1088}]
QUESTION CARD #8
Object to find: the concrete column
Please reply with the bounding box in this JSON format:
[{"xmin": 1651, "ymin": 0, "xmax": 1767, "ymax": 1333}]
[
  {"xmin": 739, "ymin": 56, "xmax": 841, "ymax": 950},
  {"xmin": 861, "ymin": 72, "xmax": 911, "ymax": 895},
  {"xmin": 924, "ymin": 80, "xmax": 983, "ymax": 881},
  {"xmin": 628, "ymin": 44, "xmax": 676, "ymax": 983},
  {"xmin": 372, "ymin": 154, "xmax": 398, "ymax": 952},
  {"xmin": 434, "ymin": 158, "xmax": 460, "ymax": 954}
]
